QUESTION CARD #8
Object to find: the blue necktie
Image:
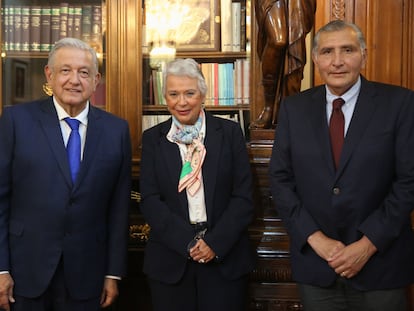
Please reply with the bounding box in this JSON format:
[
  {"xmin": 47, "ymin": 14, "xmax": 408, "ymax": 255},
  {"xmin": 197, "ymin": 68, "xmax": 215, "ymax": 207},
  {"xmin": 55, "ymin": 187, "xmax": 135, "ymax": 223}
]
[{"xmin": 64, "ymin": 118, "xmax": 81, "ymax": 182}]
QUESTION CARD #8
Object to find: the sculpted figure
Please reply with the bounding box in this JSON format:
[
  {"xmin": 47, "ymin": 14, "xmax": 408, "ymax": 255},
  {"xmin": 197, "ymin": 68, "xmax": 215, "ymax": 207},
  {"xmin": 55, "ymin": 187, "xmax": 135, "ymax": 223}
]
[{"xmin": 251, "ymin": 0, "xmax": 316, "ymax": 129}]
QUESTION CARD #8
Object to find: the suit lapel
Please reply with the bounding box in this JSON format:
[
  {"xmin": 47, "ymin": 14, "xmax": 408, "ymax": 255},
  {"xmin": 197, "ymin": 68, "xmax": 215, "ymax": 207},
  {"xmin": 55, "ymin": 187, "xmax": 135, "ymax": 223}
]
[
  {"xmin": 38, "ymin": 98, "xmax": 73, "ymax": 186},
  {"xmin": 309, "ymin": 88, "xmax": 336, "ymax": 173},
  {"xmin": 74, "ymin": 106, "xmax": 104, "ymax": 188},
  {"xmin": 202, "ymin": 114, "xmax": 222, "ymax": 220},
  {"xmin": 337, "ymin": 78, "xmax": 378, "ymax": 175},
  {"xmin": 158, "ymin": 120, "xmax": 189, "ymax": 213}
]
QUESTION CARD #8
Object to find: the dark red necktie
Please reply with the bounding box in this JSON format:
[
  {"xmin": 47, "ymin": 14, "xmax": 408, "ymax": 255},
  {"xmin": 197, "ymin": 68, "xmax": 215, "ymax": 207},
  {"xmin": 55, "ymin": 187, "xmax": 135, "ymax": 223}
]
[{"xmin": 329, "ymin": 98, "xmax": 345, "ymax": 169}]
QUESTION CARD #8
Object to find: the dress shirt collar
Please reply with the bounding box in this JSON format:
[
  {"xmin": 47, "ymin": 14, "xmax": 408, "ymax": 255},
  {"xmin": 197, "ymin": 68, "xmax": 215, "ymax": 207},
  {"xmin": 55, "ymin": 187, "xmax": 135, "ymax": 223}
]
[
  {"xmin": 53, "ymin": 97, "xmax": 89, "ymax": 126},
  {"xmin": 325, "ymin": 76, "xmax": 361, "ymax": 107}
]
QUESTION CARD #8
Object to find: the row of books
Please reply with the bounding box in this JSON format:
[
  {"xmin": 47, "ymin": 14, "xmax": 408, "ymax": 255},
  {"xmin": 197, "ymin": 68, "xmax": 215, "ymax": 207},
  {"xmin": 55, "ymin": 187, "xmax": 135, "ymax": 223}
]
[
  {"xmin": 220, "ymin": 0, "xmax": 248, "ymax": 52},
  {"xmin": 2, "ymin": 3, "xmax": 103, "ymax": 52},
  {"xmin": 147, "ymin": 59, "xmax": 250, "ymax": 106}
]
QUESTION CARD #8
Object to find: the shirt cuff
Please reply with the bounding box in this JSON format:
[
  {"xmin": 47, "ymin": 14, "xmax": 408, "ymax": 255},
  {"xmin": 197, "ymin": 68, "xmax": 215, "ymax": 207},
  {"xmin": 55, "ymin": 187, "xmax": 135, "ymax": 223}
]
[{"xmin": 105, "ymin": 275, "xmax": 121, "ymax": 280}]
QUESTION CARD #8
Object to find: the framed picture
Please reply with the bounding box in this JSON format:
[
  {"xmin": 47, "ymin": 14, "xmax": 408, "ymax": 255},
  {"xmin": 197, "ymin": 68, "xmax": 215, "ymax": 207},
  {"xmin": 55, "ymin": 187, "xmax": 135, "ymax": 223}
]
[
  {"xmin": 144, "ymin": 0, "xmax": 220, "ymax": 52},
  {"xmin": 11, "ymin": 60, "xmax": 31, "ymax": 104}
]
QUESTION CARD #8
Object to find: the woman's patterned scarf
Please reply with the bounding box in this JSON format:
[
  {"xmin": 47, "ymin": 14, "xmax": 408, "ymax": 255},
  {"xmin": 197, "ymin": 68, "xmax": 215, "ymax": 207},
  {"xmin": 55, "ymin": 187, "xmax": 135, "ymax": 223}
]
[{"xmin": 172, "ymin": 111, "xmax": 206, "ymax": 196}]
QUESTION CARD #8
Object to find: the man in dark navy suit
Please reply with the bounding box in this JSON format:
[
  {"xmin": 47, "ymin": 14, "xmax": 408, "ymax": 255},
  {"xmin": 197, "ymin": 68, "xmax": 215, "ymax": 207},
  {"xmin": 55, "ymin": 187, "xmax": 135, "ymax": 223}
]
[
  {"xmin": 0, "ymin": 38, "xmax": 131, "ymax": 311},
  {"xmin": 269, "ymin": 20, "xmax": 414, "ymax": 310}
]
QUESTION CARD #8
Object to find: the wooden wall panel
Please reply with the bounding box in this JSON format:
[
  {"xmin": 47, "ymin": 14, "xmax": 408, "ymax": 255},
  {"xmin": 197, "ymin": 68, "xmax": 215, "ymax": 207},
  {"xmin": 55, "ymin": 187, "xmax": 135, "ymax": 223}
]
[
  {"xmin": 106, "ymin": 0, "xmax": 142, "ymax": 161},
  {"xmin": 402, "ymin": 0, "xmax": 414, "ymax": 90},
  {"xmin": 364, "ymin": 0, "xmax": 405, "ymax": 86}
]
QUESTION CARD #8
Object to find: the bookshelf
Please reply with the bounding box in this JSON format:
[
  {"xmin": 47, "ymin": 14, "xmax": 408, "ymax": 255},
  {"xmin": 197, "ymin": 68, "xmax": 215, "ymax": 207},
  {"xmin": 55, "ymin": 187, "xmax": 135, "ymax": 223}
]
[
  {"xmin": 0, "ymin": 0, "xmax": 256, "ymax": 167},
  {"xmin": 141, "ymin": 0, "xmax": 253, "ymax": 138},
  {"xmin": 0, "ymin": 0, "xmax": 105, "ymax": 108}
]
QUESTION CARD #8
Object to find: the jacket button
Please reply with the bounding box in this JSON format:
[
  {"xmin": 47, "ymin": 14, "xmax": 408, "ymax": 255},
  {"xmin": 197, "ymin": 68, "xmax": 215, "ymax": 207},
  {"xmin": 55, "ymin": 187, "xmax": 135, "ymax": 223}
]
[{"xmin": 333, "ymin": 187, "xmax": 341, "ymax": 195}]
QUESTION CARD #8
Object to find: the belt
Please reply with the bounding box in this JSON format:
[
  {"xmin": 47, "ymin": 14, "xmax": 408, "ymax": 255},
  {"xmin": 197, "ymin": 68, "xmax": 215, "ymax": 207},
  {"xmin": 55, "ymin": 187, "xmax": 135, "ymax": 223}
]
[{"xmin": 190, "ymin": 221, "xmax": 208, "ymax": 233}]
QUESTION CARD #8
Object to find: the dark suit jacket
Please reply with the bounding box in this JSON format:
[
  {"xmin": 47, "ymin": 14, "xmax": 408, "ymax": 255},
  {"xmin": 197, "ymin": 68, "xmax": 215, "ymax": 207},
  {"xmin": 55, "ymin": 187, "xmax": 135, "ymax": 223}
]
[
  {"xmin": 0, "ymin": 98, "xmax": 131, "ymax": 299},
  {"xmin": 140, "ymin": 112, "xmax": 255, "ymax": 284},
  {"xmin": 269, "ymin": 77, "xmax": 414, "ymax": 290}
]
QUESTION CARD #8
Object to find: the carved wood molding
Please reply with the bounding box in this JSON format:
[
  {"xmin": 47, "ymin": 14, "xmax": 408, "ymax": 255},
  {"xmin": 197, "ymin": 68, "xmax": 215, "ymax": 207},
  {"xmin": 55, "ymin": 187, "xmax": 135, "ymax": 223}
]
[
  {"xmin": 331, "ymin": 0, "xmax": 345, "ymax": 20},
  {"xmin": 250, "ymin": 267, "xmax": 293, "ymax": 283},
  {"xmin": 249, "ymin": 300, "xmax": 302, "ymax": 311}
]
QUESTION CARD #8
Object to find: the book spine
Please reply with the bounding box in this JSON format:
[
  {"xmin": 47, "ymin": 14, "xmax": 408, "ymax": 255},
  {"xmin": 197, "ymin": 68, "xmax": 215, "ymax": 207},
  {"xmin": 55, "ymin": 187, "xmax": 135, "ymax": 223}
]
[
  {"xmin": 213, "ymin": 63, "xmax": 219, "ymax": 105},
  {"xmin": 231, "ymin": 2, "xmax": 241, "ymax": 52},
  {"xmin": 73, "ymin": 7, "xmax": 82, "ymax": 40},
  {"xmin": 242, "ymin": 59, "xmax": 250, "ymax": 104},
  {"xmin": 218, "ymin": 63, "xmax": 225, "ymax": 105},
  {"xmin": 2, "ymin": 7, "xmax": 8, "ymax": 51},
  {"xmin": 40, "ymin": 6, "xmax": 51, "ymax": 52},
  {"xmin": 21, "ymin": 6, "xmax": 30, "ymax": 52},
  {"xmin": 201, "ymin": 63, "xmax": 212, "ymax": 106},
  {"xmin": 220, "ymin": 0, "xmax": 232, "ymax": 52},
  {"xmin": 30, "ymin": 6, "xmax": 41, "ymax": 52},
  {"xmin": 14, "ymin": 6, "xmax": 22, "ymax": 51},
  {"xmin": 8, "ymin": 6, "xmax": 15, "ymax": 51},
  {"xmin": 67, "ymin": 6, "xmax": 74, "ymax": 38},
  {"xmin": 50, "ymin": 6, "xmax": 60, "ymax": 45},
  {"xmin": 90, "ymin": 5, "xmax": 102, "ymax": 51},
  {"xmin": 227, "ymin": 62, "xmax": 235, "ymax": 105},
  {"xmin": 59, "ymin": 3, "xmax": 69, "ymax": 39},
  {"xmin": 235, "ymin": 59, "xmax": 243, "ymax": 104},
  {"xmin": 240, "ymin": 0, "xmax": 246, "ymax": 52},
  {"xmin": 151, "ymin": 69, "xmax": 160, "ymax": 106},
  {"xmin": 81, "ymin": 5, "xmax": 92, "ymax": 43},
  {"xmin": 157, "ymin": 70, "xmax": 165, "ymax": 105},
  {"xmin": 148, "ymin": 71, "xmax": 154, "ymax": 105},
  {"xmin": 142, "ymin": 59, "xmax": 153, "ymax": 105}
]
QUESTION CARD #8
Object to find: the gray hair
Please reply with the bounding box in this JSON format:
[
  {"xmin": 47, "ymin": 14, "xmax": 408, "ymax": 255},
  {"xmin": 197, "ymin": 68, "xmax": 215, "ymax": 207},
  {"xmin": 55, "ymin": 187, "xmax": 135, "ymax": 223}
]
[
  {"xmin": 48, "ymin": 37, "xmax": 99, "ymax": 73},
  {"xmin": 312, "ymin": 20, "xmax": 367, "ymax": 55},
  {"xmin": 162, "ymin": 58, "xmax": 207, "ymax": 96}
]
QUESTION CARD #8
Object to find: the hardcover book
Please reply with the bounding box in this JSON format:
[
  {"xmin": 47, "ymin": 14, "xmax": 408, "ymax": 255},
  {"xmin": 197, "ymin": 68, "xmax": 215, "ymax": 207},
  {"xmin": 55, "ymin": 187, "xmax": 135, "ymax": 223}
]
[
  {"xmin": 59, "ymin": 3, "xmax": 69, "ymax": 39},
  {"xmin": 30, "ymin": 6, "xmax": 41, "ymax": 52},
  {"xmin": 14, "ymin": 6, "xmax": 22, "ymax": 51},
  {"xmin": 50, "ymin": 6, "xmax": 60, "ymax": 45},
  {"xmin": 40, "ymin": 6, "xmax": 51, "ymax": 52},
  {"xmin": 73, "ymin": 6, "xmax": 82, "ymax": 40},
  {"xmin": 21, "ymin": 6, "xmax": 30, "ymax": 52},
  {"xmin": 81, "ymin": 5, "xmax": 92, "ymax": 42}
]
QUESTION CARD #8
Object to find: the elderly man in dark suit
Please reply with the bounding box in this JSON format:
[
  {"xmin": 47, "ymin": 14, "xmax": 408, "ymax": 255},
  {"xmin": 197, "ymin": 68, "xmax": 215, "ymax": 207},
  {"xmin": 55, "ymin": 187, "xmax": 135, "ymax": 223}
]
[
  {"xmin": 269, "ymin": 20, "xmax": 414, "ymax": 310},
  {"xmin": 0, "ymin": 37, "xmax": 131, "ymax": 311}
]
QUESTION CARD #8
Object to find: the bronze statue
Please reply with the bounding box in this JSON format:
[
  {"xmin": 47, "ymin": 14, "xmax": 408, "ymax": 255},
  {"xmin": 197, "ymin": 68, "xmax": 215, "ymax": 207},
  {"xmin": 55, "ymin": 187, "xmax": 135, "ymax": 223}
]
[{"xmin": 251, "ymin": 0, "xmax": 316, "ymax": 129}]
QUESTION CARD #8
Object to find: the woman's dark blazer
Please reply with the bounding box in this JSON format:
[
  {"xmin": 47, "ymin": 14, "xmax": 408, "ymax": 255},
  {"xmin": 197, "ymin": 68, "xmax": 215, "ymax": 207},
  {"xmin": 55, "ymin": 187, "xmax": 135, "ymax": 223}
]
[{"xmin": 140, "ymin": 112, "xmax": 255, "ymax": 284}]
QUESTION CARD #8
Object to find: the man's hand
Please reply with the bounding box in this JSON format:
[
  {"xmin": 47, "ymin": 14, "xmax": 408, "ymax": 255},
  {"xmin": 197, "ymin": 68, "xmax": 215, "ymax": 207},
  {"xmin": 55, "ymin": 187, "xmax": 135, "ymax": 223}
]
[
  {"xmin": 307, "ymin": 230, "xmax": 346, "ymax": 261},
  {"xmin": 328, "ymin": 235, "xmax": 377, "ymax": 278},
  {"xmin": 0, "ymin": 273, "xmax": 14, "ymax": 311},
  {"xmin": 100, "ymin": 278, "xmax": 119, "ymax": 308}
]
